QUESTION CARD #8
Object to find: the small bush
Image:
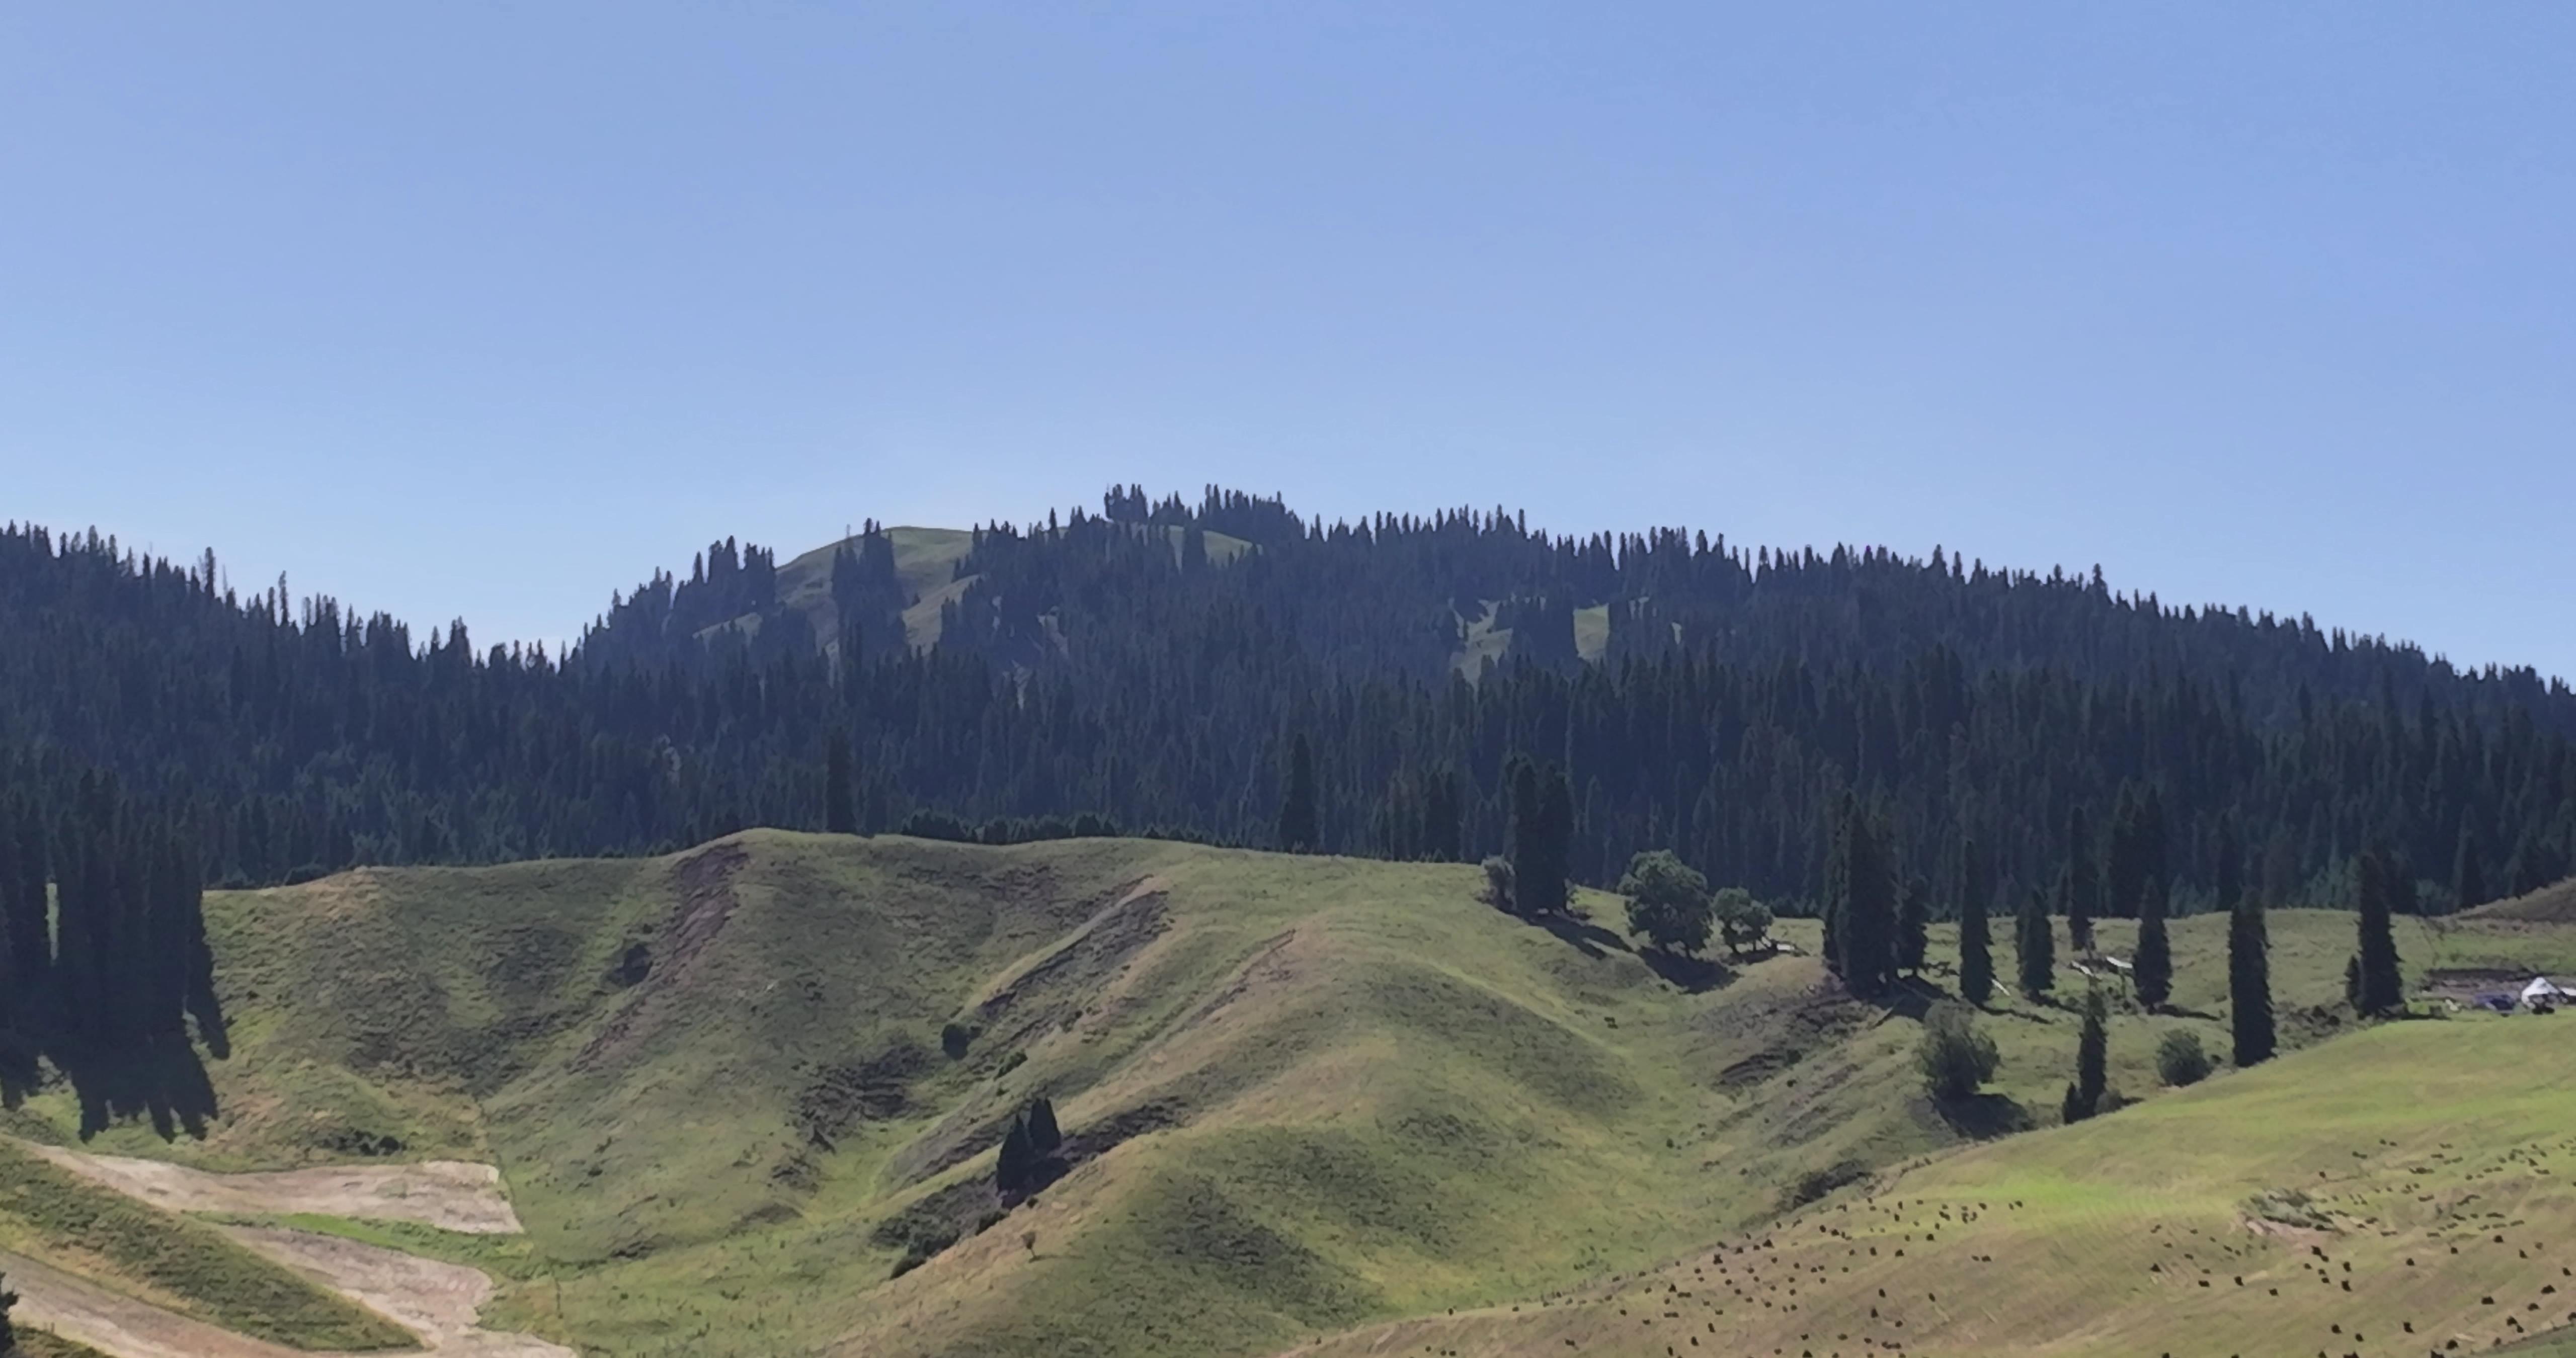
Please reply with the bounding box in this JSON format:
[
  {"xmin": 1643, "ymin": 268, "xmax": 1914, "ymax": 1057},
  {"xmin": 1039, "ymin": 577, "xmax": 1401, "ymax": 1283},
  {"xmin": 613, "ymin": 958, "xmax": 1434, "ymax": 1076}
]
[
  {"xmin": 940, "ymin": 1022, "xmax": 977, "ymax": 1060},
  {"xmin": 2156, "ymin": 1029, "xmax": 2214, "ymax": 1086},
  {"xmin": 1480, "ymin": 856, "xmax": 1515, "ymax": 909},
  {"xmin": 1916, "ymin": 1000, "xmax": 2000, "ymax": 1101}
]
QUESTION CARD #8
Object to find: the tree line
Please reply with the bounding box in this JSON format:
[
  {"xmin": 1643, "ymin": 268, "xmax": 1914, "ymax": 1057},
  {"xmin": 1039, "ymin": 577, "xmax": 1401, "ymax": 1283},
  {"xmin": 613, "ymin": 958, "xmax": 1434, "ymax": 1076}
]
[
  {"xmin": 0, "ymin": 490, "xmax": 2569, "ymax": 924},
  {"xmin": 0, "ymin": 744, "xmax": 227, "ymax": 1119}
]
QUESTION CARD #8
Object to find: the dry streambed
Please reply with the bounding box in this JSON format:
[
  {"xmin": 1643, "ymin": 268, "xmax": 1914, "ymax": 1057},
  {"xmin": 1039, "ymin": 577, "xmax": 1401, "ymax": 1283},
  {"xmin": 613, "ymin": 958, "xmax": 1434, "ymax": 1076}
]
[{"xmin": 9, "ymin": 1144, "xmax": 569, "ymax": 1357}]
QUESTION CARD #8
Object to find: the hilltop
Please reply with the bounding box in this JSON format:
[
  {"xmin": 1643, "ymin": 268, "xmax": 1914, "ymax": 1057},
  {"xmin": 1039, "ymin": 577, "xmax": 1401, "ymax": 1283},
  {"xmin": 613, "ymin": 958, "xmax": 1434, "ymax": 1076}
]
[{"xmin": 2, "ymin": 830, "xmax": 2532, "ymax": 1357}]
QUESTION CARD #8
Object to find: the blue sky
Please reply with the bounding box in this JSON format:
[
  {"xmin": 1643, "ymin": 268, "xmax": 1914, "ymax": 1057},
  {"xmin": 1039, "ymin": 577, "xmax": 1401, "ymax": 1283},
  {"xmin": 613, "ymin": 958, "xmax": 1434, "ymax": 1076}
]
[{"xmin": 5, "ymin": 3, "xmax": 2570, "ymax": 679}]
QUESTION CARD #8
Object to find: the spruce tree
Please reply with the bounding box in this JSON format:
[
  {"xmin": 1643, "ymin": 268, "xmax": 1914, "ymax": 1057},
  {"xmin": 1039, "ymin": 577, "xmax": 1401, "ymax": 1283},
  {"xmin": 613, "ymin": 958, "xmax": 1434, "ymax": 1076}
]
[
  {"xmin": 1834, "ymin": 801, "xmax": 1898, "ymax": 997},
  {"xmin": 1507, "ymin": 756, "xmax": 1541, "ymax": 917},
  {"xmin": 2132, "ymin": 877, "xmax": 2172, "ymax": 1009},
  {"xmin": 1897, "ymin": 873, "xmax": 1929, "ymax": 978},
  {"xmin": 2453, "ymin": 825, "xmax": 2487, "ymax": 913},
  {"xmin": 2065, "ymin": 806, "xmax": 2099, "ymax": 953},
  {"xmin": 1958, "ymin": 845, "xmax": 1994, "ymax": 1006},
  {"xmin": 2228, "ymin": 892, "xmax": 2274, "ymax": 1066},
  {"xmin": 2016, "ymin": 886, "xmax": 2055, "ymax": 997},
  {"xmin": 1026, "ymin": 1097, "xmax": 1062, "ymax": 1156},
  {"xmin": 2354, "ymin": 846, "xmax": 2405, "ymax": 1014},
  {"xmin": 1537, "ymin": 765, "xmax": 1575, "ymax": 914},
  {"xmin": 2064, "ymin": 985, "xmax": 2108, "ymax": 1122},
  {"xmin": 997, "ymin": 1115, "xmax": 1033, "ymax": 1197},
  {"xmin": 2, "ymin": 1263, "xmax": 16, "ymax": 1352},
  {"xmin": 1277, "ymin": 733, "xmax": 1319, "ymax": 853},
  {"xmin": 825, "ymin": 728, "xmax": 856, "ymax": 835}
]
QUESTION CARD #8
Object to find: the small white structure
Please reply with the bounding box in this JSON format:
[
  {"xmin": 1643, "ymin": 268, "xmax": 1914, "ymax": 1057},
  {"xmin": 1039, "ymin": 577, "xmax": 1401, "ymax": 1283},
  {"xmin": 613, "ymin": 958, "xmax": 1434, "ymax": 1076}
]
[{"xmin": 2520, "ymin": 977, "xmax": 2572, "ymax": 1008}]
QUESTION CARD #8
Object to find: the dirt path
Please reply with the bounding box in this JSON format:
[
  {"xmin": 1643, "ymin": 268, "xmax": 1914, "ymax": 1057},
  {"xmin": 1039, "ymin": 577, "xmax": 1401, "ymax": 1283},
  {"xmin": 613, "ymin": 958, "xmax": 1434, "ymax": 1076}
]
[{"xmin": 21, "ymin": 1144, "xmax": 524, "ymax": 1233}]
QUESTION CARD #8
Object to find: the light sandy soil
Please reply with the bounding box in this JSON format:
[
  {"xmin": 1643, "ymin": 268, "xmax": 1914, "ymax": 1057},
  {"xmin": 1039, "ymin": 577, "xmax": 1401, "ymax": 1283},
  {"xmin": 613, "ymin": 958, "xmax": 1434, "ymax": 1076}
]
[
  {"xmin": 5, "ymin": 1248, "xmax": 331, "ymax": 1358},
  {"xmin": 225, "ymin": 1226, "xmax": 574, "ymax": 1357},
  {"xmin": 21, "ymin": 1145, "xmax": 524, "ymax": 1234}
]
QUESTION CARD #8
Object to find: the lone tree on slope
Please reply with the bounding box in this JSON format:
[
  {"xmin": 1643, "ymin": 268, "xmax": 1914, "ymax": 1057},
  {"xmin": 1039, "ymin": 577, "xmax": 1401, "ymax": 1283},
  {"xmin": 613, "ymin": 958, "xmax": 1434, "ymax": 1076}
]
[
  {"xmin": 2063, "ymin": 986, "xmax": 2109, "ymax": 1123},
  {"xmin": 2353, "ymin": 846, "xmax": 2406, "ymax": 1015},
  {"xmin": 2222, "ymin": 820, "xmax": 2275, "ymax": 1066},
  {"xmin": 2016, "ymin": 886, "xmax": 2055, "ymax": 998},
  {"xmin": 1832, "ymin": 798, "xmax": 1899, "ymax": 998},
  {"xmin": 1277, "ymin": 732, "xmax": 1320, "ymax": 854},
  {"xmin": 1618, "ymin": 850, "xmax": 1714, "ymax": 956},
  {"xmin": 1958, "ymin": 840, "xmax": 1999, "ymax": 1010},
  {"xmin": 2132, "ymin": 877, "xmax": 2174, "ymax": 1010},
  {"xmin": 1916, "ymin": 1001, "xmax": 2000, "ymax": 1101},
  {"xmin": 1897, "ymin": 873, "xmax": 1930, "ymax": 978},
  {"xmin": 2, "ymin": 1264, "xmax": 18, "ymax": 1352}
]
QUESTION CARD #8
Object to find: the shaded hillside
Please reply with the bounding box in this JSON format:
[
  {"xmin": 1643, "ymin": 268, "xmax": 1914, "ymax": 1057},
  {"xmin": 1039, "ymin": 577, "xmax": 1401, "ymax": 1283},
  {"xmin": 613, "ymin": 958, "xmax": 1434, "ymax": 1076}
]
[{"xmin": 0, "ymin": 832, "xmax": 2462, "ymax": 1357}]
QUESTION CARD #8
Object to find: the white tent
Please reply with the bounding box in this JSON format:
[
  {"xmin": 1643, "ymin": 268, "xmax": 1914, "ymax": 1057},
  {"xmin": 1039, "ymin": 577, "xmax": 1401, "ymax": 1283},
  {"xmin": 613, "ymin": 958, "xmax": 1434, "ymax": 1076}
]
[{"xmin": 2520, "ymin": 977, "xmax": 2572, "ymax": 1006}]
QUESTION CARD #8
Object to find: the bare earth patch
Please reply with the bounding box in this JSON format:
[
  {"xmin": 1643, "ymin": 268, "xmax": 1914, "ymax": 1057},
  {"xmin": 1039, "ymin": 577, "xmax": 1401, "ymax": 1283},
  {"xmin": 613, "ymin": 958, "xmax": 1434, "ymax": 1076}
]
[
  {"xmin": 224, "ymin": 1227, "xmax": 573, "ymax": 1357},
  {"xmin": 21, "ymin": 1145, "xmax": 524, "ymax": 1234}
]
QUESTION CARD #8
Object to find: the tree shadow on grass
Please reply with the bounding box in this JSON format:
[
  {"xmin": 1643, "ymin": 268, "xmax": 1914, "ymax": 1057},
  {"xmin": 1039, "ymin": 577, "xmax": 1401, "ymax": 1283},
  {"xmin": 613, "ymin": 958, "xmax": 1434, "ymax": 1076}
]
[
  {"xmin": 1641, "ymin": 950, "xmax": 1740, "ymax": 995},
  {"xmin": 1933, "ymin": 1092, "xmax": 2036, "ymax": 1141},
  {"xmin": 1531, "ymin": 911, "xmax": 1627, "ymax": 961},
  {"xmin": 54, "ymin": 1039, "xmax": 220, "ymax": 1141}
]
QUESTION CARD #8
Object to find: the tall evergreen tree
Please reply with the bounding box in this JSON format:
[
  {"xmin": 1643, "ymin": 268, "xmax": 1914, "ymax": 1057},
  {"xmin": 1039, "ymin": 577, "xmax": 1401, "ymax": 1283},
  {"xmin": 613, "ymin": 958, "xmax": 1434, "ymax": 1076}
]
[
  {"xmin": 2354, "ymin": 846, "xmax": 2406, "ymax": 1014},
  {"xmin": 1, "ymin": 1263, "xmax": 17, "ymax": 1353},
  {"xmin": 1026, "ymin": 1096, "xmax": 1062, "ymax": 1156},
  {"xmin": 1897, "ymin": 873, "xmax": 1930, "ymax": 977},
  {"xmin": 1958, "ymin": 840, "xmax": 1994, "ymax": 1006},
  {"xmin": 2016, "ymin": 886, "xmax": 2055, "ymax": 997},
  {"xmin": 2065, "ymin": 806, "xmax": 2099, "ymax": 953},
  {"xmin": 996, "ymin": 1115, "xmax": 1033, "ymax": 1197},
  {"xmin": 2453, "ymin": 825, "xmax": 2488, "ymax": 913},
  {"xmin": 1507, "ymin": 755, "xmax": 1542, "ymax": 917},
  {"xmin": 2228, "ymin": 893, "xmax": 2274, "ymax": 1067},
  {"xmin": 2132, "ymin": 876, "xmax": 2173, "ymax": 1009},
  {"xmin": 1537, "ymin": 764, "xmax": 1575, "ymax": 915},
  {"xmin": 1277, "ymin": 733, "xmax": 1319, "ymax": 854},
  {"xmin": 824, "ymin": 728, "xmax": 856, "ymax": 835},
  {"xmin": 1834, "ymin": 800, "xmax": 1898, "ymax": 997},
  {"xmin": 2064, "ymin": 985, "xmax": 2109, "ymax": 1122}
]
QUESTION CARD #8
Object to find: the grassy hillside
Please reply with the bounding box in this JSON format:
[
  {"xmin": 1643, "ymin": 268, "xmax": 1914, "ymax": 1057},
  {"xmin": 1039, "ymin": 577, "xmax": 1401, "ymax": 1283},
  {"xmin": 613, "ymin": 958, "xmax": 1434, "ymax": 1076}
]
[
  {"xmin": 0, "ymin": 1140, "xmax": 412, "ymax": 1349},
  {"xmin": 5, "ymin": 832, "xmax": 2489, "ymax": 1357},
  {"xmin": 1295, "ymin": 1011, "xmax": 2576, "ymax": 1357},
  {"xmin": 768, "ymin": 523, "xmax": 1254, "ymax": 653}
]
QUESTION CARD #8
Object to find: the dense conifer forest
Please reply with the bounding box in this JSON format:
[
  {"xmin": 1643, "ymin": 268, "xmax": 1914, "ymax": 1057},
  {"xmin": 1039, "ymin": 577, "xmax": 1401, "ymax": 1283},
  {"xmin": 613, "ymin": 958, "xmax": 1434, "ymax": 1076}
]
[{"xmin": 1, "ymin": 486, "xmax": 2570, "ymax": 925}]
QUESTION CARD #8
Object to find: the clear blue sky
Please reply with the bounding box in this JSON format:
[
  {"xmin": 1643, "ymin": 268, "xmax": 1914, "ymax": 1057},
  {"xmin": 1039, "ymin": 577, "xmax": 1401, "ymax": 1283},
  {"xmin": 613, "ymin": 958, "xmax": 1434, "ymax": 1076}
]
[{"xmin": 5, "ymin": 3, "xmax": 2570, "ymax": 679}]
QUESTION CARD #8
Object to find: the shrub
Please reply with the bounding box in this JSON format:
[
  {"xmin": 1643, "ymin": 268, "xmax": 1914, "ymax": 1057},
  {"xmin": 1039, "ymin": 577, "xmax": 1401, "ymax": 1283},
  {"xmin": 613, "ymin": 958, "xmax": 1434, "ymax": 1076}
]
[
  {"xmin": 940, "ymin": 1022, "xmax": 977, "ymax": 1060},
  {"xmin": 1480, "ymin": 856, "xmax": 1515, "ymax": 908},
  {"xmin": 2156, "ymin": 1029, "xmax": 2214, "ymax": 1086},
  {"xmin": 1915, "ymin": 1000, "xmax": 2000, "ymax": 1100}
]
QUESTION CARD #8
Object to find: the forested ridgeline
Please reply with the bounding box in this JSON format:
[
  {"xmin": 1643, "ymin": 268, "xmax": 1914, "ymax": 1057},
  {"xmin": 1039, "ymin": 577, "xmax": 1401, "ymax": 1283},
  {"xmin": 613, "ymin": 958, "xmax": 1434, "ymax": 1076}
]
[{"xmin": 0, "ymin": 493, "xmax": 2570, "ymax": 916}]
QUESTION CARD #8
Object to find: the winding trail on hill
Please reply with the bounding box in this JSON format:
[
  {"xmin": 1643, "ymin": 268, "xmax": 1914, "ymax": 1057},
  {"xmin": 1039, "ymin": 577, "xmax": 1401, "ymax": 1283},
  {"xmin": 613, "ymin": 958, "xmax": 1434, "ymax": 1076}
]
[
  {"xmin": 7, "ymin": 1144, "xmax": 568, "ymax": 1358},
  {"xmin": 19, "ymin": 1144, "xmax": 525, "ymax": 1233}
]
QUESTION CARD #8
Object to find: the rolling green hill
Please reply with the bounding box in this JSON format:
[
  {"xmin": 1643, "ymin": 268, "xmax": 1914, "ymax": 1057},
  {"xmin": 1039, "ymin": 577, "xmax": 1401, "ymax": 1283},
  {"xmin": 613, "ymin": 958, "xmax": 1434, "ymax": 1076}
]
[
  {"xmin": 1292, "ymin": 1011, "xmax": 2576, "ymax": 1358},
  {"xmin": 8, "ymin": 832, "xmax": 2535, "ymax": 1357}
]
